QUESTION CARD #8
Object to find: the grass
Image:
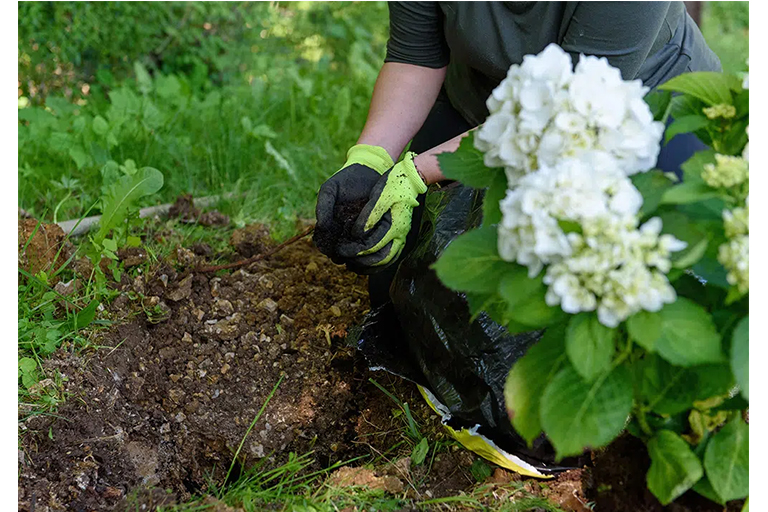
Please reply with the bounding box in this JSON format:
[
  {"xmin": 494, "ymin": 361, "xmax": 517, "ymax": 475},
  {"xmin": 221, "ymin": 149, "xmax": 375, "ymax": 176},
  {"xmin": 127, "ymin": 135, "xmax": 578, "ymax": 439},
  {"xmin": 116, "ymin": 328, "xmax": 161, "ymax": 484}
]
[{"xmin": 700, "ymin": 2, "xmax": 749, "ymax": 76}]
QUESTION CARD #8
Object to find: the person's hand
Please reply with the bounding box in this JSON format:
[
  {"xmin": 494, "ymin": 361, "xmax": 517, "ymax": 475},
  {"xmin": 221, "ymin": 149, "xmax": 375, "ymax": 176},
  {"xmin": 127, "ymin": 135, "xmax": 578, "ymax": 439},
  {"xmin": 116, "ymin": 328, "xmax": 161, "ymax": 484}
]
[
  {"xmin": 336, "ymin": 151, "xmax": 428, "ymax": 272},
  {"xmin": 313, "ymin": 144, "xmax": 394, "ymax": 262}
]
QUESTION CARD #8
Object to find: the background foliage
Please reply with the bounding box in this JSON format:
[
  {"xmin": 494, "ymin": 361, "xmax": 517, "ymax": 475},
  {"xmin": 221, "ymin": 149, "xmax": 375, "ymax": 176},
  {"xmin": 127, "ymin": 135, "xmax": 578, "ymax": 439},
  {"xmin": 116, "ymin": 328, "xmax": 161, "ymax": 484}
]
[{"xmin": 19, "ymin": 1, "xmax": 389, "ymax": 234}]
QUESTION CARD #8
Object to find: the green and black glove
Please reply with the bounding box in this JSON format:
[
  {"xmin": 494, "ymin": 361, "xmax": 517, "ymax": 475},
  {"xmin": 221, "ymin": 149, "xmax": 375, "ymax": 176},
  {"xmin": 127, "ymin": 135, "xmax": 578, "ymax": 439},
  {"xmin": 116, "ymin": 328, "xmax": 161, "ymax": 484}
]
[
  {"xmin": 336, "ymin": 151, "xmax": 428, "ymax": 271},
  {"xmin": 313, "ymin": 144, "xmax": 394, "ymax": 264}
]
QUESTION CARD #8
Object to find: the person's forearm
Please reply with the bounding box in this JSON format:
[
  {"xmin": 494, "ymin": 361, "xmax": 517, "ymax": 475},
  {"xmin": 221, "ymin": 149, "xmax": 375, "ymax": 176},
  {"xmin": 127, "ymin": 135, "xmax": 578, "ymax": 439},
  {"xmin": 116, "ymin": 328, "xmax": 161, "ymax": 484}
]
[
  {"xmin": 357, "ymin": 62, "xmax": 447, "ymax": 161},
  {"xmin": 413, "ymin": 129, "xmax": 473, "ymax": 184}
]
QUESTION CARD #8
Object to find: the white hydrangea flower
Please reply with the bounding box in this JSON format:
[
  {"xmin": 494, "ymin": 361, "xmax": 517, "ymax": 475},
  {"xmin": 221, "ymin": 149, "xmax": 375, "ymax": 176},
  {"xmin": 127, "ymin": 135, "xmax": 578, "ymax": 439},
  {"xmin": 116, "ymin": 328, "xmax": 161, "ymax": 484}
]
[
  {"xmin": 718, "ymin": 235, "xmax": 749, "ymax": 294},
  {"xmin": 497, "ymin": 156, "xmax": 642, "ymax": 277},
  {"xmin": 542, "ymin": 216, "xmax": 684, "ymax": 327},
  {"xmin": 723, "ymin": 201, "xmax": 749, "ymax": 239},
  {"xmin": 475, "ymin": 43, "xmax": 664, "ymax": 185},
  {"xmin": 719, "ymin": 194, "xmax": 749, "ymax": 295}
]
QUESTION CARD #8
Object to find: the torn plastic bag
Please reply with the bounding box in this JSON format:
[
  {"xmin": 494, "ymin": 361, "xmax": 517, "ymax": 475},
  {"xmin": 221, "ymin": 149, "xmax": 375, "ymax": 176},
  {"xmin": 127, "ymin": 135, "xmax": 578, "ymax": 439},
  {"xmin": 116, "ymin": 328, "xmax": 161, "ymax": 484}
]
[{"xmin": 351, "ymin": 183, "xmax": 583, "ymax": 477}]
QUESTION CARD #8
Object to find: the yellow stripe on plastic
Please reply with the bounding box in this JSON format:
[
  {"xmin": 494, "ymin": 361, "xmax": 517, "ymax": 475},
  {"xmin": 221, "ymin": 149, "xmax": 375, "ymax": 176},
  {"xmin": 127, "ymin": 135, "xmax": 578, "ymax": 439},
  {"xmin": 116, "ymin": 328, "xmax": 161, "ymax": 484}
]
[{"xmin": 417, "ymin": 385, "xmax": 552, "ymax": 479}]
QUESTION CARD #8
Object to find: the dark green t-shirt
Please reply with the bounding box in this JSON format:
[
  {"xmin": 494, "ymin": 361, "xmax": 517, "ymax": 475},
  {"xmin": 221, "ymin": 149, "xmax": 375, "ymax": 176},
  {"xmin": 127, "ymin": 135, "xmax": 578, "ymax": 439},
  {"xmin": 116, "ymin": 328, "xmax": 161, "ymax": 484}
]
[{"xmin": 385, "ymin": 1, "xmax": 722, "ymax": 126}]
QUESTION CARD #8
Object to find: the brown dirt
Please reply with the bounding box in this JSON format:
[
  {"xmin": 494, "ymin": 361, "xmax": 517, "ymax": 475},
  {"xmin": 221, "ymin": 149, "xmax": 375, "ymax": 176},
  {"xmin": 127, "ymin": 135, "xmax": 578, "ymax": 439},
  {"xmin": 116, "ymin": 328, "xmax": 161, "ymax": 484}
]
[
  {"xmin": 18, "ymin": 218, "xmax": 74, "ymax": 280},
  {"xmin": 17, "ymin": 217, "xmax": 739, "ymax": 512},
  {"xmin": 17, "ymin": 224, "xmax": 449, "ymax": 511},
  {"xmin": 168, "ymin": 194, "xmax": 230, "ymax": 227},
  {"xmin": 589, "ymin": 434, "xmax": 745, "ymax": 512}
]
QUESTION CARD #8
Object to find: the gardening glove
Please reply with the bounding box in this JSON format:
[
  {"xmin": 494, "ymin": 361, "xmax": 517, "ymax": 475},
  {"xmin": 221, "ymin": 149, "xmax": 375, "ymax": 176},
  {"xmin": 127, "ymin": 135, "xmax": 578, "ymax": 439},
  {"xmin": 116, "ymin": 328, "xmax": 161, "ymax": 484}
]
[
  {"xmin": 313, "ymin": 144, "xmax": 394, "ymax": 263},
  {"xmin": 336, "ymin": 151, "xmax": 428, "ymax": 271}
]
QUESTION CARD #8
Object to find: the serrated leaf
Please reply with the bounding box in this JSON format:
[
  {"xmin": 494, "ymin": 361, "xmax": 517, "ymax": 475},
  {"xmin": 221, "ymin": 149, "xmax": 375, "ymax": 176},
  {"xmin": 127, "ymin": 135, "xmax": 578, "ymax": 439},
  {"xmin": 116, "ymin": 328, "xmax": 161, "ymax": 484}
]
[
  {"xmin": 637, "ymin": 355, "xmax": 734, "ymax": 415},
  {"xmin": 646, "ymin": 430, "xmax": 703, "ymax": 505},
  {"xmin": 433, "ymin": 226, "xmax": 515, "ymax": 294},
  {"xmin": 540, "ymin": 363, "xmax": 633, "ymax": 458},
  {"xmin": 659, "ymin": 72, "xmax": 738, "ymax": 106},
  {"xmin": 565, "ymin": 314, "xmax": 615, "ymax": 382},
  {"xmin": 627, "ymin": 311, "xmax": 662, "ymax": 351},
  {"xmin": 155, "ymin": 74, "xmax": 181, "ymax": 99},
  {"xmin": 665, "ymin": 115, "xmax": 710, "ymax": 143},
  {"xmin": 654, "ymin": 298, "xmax": 723, "ymax": 367},
  {"xmin": 661, "ymin": 182, "xmax": 721, "ymax": 205},
  {"xmin": 704, "ymin": 417, "xmax": 749, "ymax": 501},
  {"xmin": 411, "ymin": 437, "xmax": 429, "ymax": 465},
  {"xmin": 481, "ymin": 170, "xmax": 508, "ymax": 227},
  {"xmin": 96, "ymin": 167, "xmax": 164, "ymax": 242},
  {"xmin": 499, "ymin": 266, "xmax": 566, "ymax": 328},
  {"xmin": 505, "ymin": 323, "xmax": 568, "ymax": 445},
  {"xmin": 437, "ymin": 132, "xmax": 504, "ymax": 188},
  {"xmin": 731, "ymin": 316, "xmax": 748, "ymax": 400}
]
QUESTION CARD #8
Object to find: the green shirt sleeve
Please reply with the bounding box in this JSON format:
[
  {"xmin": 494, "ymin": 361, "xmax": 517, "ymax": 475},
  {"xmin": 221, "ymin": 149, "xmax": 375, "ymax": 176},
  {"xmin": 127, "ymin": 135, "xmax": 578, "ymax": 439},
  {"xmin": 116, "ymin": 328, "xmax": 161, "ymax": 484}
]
[
  {"xmin": 385, "ymin": 1, "xmax": 450, "ymax": 68},
  {"xmin": 560, "ymin": 2, "xmax": 676, "ymax": 80}
]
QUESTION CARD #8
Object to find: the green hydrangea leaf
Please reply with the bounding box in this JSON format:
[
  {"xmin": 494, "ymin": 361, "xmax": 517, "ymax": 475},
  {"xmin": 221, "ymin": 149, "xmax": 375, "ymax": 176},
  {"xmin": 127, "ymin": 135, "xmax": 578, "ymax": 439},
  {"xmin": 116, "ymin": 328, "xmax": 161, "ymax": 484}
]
[
  {"xmin": 565, "ymin": 314, "xmax": 615, "ymax": 382},
  {"xmin": 647, "ymin": 430, "xmax": 703, "ymax": 505},
  {"xmin": 437, "ymin": 132, "xmax": 504, "ymax": 189},
  {"xmin": 504, "ymin": 323, "xmax": 568, "ymax": 445},
  {"xmin": 540, "ymin": 363, "xmax": 633, "ymax": 458},
  {"xmin": 704, "ymin": 417, "xmax": 749, "ymax": 501}
]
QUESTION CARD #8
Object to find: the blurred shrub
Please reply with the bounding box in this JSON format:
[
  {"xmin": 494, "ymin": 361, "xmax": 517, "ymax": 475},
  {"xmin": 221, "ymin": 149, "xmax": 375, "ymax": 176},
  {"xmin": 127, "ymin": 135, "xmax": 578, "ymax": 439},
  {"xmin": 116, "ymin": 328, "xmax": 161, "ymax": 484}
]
[{"xmin": 19, "ymin": 2, "xmax": 388, "ymax": 101}]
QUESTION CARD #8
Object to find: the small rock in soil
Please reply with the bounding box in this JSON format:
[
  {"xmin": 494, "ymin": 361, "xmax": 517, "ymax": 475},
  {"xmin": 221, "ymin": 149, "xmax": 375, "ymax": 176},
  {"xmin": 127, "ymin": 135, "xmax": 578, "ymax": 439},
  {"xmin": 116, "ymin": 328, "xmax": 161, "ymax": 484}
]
[
  {"xmin": 175, "ymin": 246, "xmax": 197, "ymax": 267},
  {"xmin": 167, "ymin": 274, "xmax": 194, "ymax": 302}
]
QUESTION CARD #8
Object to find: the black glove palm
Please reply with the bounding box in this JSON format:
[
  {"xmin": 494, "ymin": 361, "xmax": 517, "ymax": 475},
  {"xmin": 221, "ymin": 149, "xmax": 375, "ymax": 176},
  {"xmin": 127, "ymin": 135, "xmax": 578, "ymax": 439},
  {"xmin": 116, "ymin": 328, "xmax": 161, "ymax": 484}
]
[{"xmin": 313, "ymin": 145, "xmax": 395, "ymax": 271}]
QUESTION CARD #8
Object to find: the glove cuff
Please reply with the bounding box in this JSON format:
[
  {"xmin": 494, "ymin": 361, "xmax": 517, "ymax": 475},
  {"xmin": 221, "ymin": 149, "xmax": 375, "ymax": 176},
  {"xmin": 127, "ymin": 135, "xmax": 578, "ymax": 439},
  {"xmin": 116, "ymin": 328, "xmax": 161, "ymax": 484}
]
[
  {"xmin": 343, "ymin": 144, "xmax": 395, "ymax": 174},
  {"xmin": 400, "ymin": 152, "xmax": 429, "ymax": 195}
]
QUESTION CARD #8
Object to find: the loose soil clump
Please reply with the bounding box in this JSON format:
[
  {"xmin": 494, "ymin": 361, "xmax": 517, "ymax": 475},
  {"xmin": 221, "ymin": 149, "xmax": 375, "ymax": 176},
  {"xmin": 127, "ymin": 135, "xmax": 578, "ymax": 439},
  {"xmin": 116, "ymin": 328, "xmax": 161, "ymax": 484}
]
[{"xmin": 312, "ymin": 199, "xmax": 368, "ymax": 258}]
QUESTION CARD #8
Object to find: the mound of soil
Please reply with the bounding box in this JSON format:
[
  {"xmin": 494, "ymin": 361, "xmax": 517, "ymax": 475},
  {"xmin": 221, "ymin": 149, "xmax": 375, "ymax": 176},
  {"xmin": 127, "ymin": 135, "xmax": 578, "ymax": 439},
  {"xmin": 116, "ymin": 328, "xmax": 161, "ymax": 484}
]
[{"xmin": 17, "ymin": 229, "xmax": 446, "ymax": 511}]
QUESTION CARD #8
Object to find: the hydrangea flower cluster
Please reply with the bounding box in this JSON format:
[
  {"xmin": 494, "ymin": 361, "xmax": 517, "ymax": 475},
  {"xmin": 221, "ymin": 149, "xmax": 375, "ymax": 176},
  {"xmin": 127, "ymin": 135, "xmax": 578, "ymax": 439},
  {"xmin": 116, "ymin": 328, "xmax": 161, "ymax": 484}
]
[
  {"xmin": 719, "ymin": 197, "xmax": 749, "ymax": 295},
  {"xmin": 497, "ymin": 156, "xmax": 685, "ymax": 327},
  {"xmin": 702, "ymin": 154, "xmax": 749, "ymax": 190},
  {"xmin": 544, "ymin": 217, "xmax": 685, "ymax": 327},
  {"xmin": 474, "ymin": 44, "xmax": 664, "ymax": 186},
  {"xmin": 479, "ymin": 44, "xmax": 687, "ymax": 327}
]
